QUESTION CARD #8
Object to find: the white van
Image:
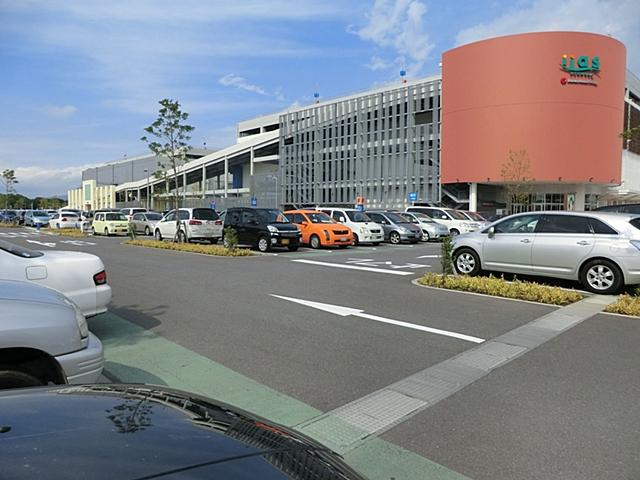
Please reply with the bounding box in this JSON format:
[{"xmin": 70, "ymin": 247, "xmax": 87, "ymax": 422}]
[
  {"xmin": 318, "ymin": 208, "xmax": 384, "ymax": 245},
  {"xmin": 405, "ymin": 206, "xmax": 480, "ymax": 235}
]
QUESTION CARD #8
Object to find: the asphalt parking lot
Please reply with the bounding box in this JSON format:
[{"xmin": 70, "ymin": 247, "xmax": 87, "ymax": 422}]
[{"xmin": 3, "ymin": 226, "xmax": 639, "ymax": 479}]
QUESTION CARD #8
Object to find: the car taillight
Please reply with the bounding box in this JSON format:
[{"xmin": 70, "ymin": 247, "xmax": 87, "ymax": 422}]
[
  {"xmin": 93, "ymin": 270, "xmax": 107, "ymax": 285},
  {"xmin": 189, "ymin": 219, "xmax": 202, "ymax": 225},
  {"xmin": 214, "ymin": 220, "xmax": 222, "ymax": 225}
]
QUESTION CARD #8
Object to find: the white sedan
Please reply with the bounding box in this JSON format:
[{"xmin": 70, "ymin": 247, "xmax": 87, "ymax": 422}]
[
  {"xmin": 49, "ymin": 212, "xmax": 81, "ymax": 229},
  {"xmin": 0, "ymin": 239, "xmax": 112, "ymax": 317}
]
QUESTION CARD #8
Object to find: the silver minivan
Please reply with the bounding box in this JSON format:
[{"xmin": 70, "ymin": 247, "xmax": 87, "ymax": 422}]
[{"xmin": 451, "ymin": 211, "xmax": 640, "ymax": 294}]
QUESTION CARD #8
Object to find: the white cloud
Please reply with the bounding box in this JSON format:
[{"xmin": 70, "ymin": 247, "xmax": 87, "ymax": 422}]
[
  {"xmin": 350, "ymin": 0, "xmax": 434, "ymax": 74},
  {"xmin": 366, "ymin": 56, "xmax": 392, "ymax": 71},
  {"xmin": 43, "ymin": 105, "xmax": 77, "ymax": 118},
  {"xmin": 219, "ymin": 74, "xmax": 268, "ymax": 96},
  {"xmin": 456, "ymin": 0, "xmax": 640, "ymax": 72}
]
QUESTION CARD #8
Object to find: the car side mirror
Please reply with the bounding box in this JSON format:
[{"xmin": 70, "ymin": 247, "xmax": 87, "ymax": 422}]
[{"xmin": 487, "ymin": 226, "xmax": 495, "ymax": 238}]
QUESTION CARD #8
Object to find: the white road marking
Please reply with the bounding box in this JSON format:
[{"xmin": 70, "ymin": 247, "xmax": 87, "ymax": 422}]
[
  {"xmin": 416, "ymin": 254, "xmax": 441, "ymax": 259},
  {"xmin": 271, "ymin": 294, "xmax": 484, "ymax": 343},
  {"xmin": 291, "ymin": 259, "xmax": 413, "ymax": 275},
  {"xmin": 60, "ymin": 240, "xmax": 96, "ymax": 246},
  {"xmin": 345, "ymin": 258, "xmax": 430, "ymax": 269},
  {"xmin": 25, "ymin": 239, "xmax": 56, "ymax": 247}
]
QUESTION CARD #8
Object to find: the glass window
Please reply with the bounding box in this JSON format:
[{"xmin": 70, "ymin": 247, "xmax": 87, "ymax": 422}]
[
  {"xmin": 292, "ymin": 213, "xmax": 306, "ymax": 224},
  {"xmin": 368, "ymin": 212, "xmax": 385, "ymax": 223},
  {"xmin": 385, "ymin": 212, "xmax": 409, "ymax": 223},
  {"xmin": 193, "ymin": 209, "xmax": 219, "ymax": 221},
  {"xmin": 165, "ymin": 212, "xmax": 176, "ymax": 221},
  {"xmin": 345, "ymin": 211, "xmax": 372, "ymax": 222},
  {"xmin": 145, "ymin": 213, "xmax": 163, "ymax": 221},
  {"xmin": 538, "ymin": 215, "xmax": 591, "ymax": 234},
  {"xmin": 494, "ymin": 214, "xmax": 540, "ymax": 234},
  {"xmin": 0, "ymin": 239, "xmax": 44, "ymax": 258},
  {"xmin": 447, "ymin": 209, "xmax": 468, "ymax": 220},
  {"xmin": 306, "ymin": 212, "xmax": 334, "ymax": 224},
  {"xmin": 254, "ymin": 209, "xmax": 289, "ymax": 224},
  {"xmin": 630, "ymin": 218, "xmax": 640, "ymax": 231},
  {"xmin": 332, "ymin": 211, "xmax": 343, "ymax": 222},
  {"xmin": 106, "ymin": 213, "xmax": 126, "ymax": 221},
  {"xmin": 226, "ymin": 210, "xmax": 241, "ymax": 225},
  {"xmin": 589, "ymin": 218, "xmax": 618, "ymax": 235},
  {"xmin": 242, "ymin": 210, "xmax": 258, "ymax": 223},
  {"xmin": 177, "ymin": 210, "xmax": 190, "ymax": 220},
  {"xmin": 132, "ymin": 214, "xmax": 143, "ymax": 221}
]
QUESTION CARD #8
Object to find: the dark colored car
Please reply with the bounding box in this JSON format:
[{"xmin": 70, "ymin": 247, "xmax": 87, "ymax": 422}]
[
  {"xmin": 223, "ymin": 207, "xmax": 301, "ymax": 252},
  {"xmin": 1, "ymin": 210, "xmax": 17, "ymax": 223},
  {"xmin": 0, "ymin": 384, "xmax": 365, "ymax": 480},
  {"xmin": 594, "ymin": 203, "xmax": 640, "ymax": 214},
  {"xmin": 366, "ymin": 210, "xmax": 422, "ymax": 244}
]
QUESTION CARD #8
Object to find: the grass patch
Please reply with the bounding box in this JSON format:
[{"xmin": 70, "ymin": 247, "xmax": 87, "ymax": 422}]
[
  {"xmin": 418, "ymin": 272, "xmax": 584, "ymax": 306},
  {"xmin": 41, "ymin": 227, "xmax": 87, "ymax": 237},
  {"xmin": 124, "ymin": 239, "xmax": 253, "ymax": 257},
  {"xmin": 0, "ymin": 222, "xmax": 19, "ymax": 228},
  {"xmin": 605, "ymin": 294, "xmax": 640, "ymax": 317}
]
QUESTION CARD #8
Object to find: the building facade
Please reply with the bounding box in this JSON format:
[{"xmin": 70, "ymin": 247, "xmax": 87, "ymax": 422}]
[{"xmin": 67, "ymin": 180, "xmax": 116, "ymax": 211}]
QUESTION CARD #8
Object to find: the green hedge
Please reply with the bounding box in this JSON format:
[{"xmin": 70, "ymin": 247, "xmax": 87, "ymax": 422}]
[
  {"xmin": 124, "ymin": 239, "xmax": 253, "ymax": 257},
  {"xmin": 418, "ymin": 272, "xmax": 583, "ymax": 306},
  {"xmin": 605, "ymin": 295, "xmax": 640, "ymax": 317}
]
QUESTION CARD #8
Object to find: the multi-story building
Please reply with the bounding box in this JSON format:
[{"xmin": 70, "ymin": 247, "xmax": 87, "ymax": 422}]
[{"xmin": 70, "ymin": 31, "xmax": 639, "ymax": 215}]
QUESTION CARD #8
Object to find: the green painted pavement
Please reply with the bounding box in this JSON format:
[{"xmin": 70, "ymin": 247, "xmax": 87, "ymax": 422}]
[{"xmin": 89, "ymin": 311, "xmax": 469, "ymax": 480}]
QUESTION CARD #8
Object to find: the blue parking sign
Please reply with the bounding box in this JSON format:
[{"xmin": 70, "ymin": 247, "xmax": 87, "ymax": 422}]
[
  {"xmin": 250, "ymin": 196, "xmax": 257, "ymax": 207},
  {"xmin": 408, "ymin": 192, "xmax": 418, "ymax": 202},
  {"xmin": 210, "ymin": 201, "xmax": 216, "ymax": 210}
]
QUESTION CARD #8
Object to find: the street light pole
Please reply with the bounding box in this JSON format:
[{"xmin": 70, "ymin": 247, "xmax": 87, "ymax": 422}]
[{"xmin": 144, "ymin": 169, "xmax": 149, "ymax": 210}]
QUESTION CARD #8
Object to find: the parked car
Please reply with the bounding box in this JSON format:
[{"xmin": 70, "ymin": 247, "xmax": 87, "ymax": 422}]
[
  {"xmin": 46, "ymin": 209, "xmax": 59, "ymax": 218},
  {"xmin": 0, "ymin": 384, "xmax": 365, "ymax": 479},
  {"xmin": 0, "ymin": 210, "xmax": 17, "ymax": 223},
  {"xmin": 595, "ymin": 203, "xmax": 640, "ymax": 214},
  {"xmin": 451, "ymin": 211, "xmax": 640, "ymax": 294},
  {"xmin": 365, "ymin": 210, "xmax": 422, "ymax": 244},
  {"xmin": 223, "ymin": 207, "xmax": 301, "ymax": 252},
  {"xmin": 401, "ymin": 211, "xmax": 450, "ymax": 241},
  {"xmin": 317, "ymin": 208, "xmax": 384, "ymax": 245},
  {"xmin": 0, "ymin": 280, "xmax": 104, "ymax": 389},
  {"xmin": 24, "ymin": 210, "xmax": 51, "ymax": 227},
  {"xmin": 155, "ymin": 208, "xmax": 223, "ymax": 243},
  {"xmin": 130, "ymin": 211, "xmax": 164, "ymax": 236},
  {"xmin": 405, "ymin": 206, "xmax": 480, "ymax": 235},
  {"xmin": 49, "ymin": 212, "xmax": 81, "ymax": 229},
  {"xmin": 59, "ymin": 208, "xmax": 86, "ymax": 220},
  {"xmin": 284, "ymin": 209, "xmax": 353, "ymax": 248},
  {"xmin": 91, "ymin": 211, "xmax": 129, "ymax": 236},
  {"xmin": 121, "ymin": 207, "xmax": 148, "ymax": 222},
  {"xmin": 0, "ymin": 239, "xmax": 112, "ymax": 317}
]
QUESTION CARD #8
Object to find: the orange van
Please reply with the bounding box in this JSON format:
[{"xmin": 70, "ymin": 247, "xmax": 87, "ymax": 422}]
[{"xmin": 283, "ymin": 210, "xmax": 353, "ymax": 249}]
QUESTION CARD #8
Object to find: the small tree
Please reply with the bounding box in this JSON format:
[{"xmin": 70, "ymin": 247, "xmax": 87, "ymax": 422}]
[
  {"xmin": 141, "ymin": 99, "xmax": 194, "ymax": 242},
  {"xmin": 1, "ymin": 169, "xmax": 18, "ymax": 216},
  {"xmin": 440, "ymin": 234, "xmax": 453, "ymax": 279},
  {"xmin": 223, "ymin": 226, "xmax": 238, "ymax": 251},
  {"xmin": 621, "ymin": 126, "xmax": 640, "ymax": 142},
  {"xmin": 500, "ymin": 149, "xmax": 533, "ymax": 214}
]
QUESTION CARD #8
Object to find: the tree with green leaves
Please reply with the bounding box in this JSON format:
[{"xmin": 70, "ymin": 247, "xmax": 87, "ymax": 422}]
[
  {"xmin": 141, "ymin": 99, "xmax": 194, "ymax": 242},
  {"xmin": 500, "ymin": 149, "xmax": 533, "ymax": 214},
  {"xmin": 1, "ymin": 169, "xmax": 18, "ymax": 216},
  {"xmin": 621, "ymin": 125, "xmax": 640, "ymax": 142}
]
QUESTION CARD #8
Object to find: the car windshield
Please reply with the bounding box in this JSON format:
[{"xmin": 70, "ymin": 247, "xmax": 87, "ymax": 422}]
[
  {"xmin": 412, "ymin": 213, "xmax": 434, "ymax": 223},
  {"xmin": 447, "ymin": 209, "xmax": 468, "ymax": 220},
  {"xmin": 345, "ymin": 211, "xmax": 372, "ymax": 222},
  {"xmin": 307, "ymin": 212, "xmax": 334, "ymax": 224},
  {"xmin": 33, "ymin": 211, "xmax": 48, "ymax": 216},
  {"xmin": 61, "ymin": 213, "xmax": 79, "ymax": 219},
  {"xmin": 385, "ymin": 212, "xmax": 411, "ymax": 223},
  {"xmin": 0, "ymin": 239, "xmax": 44, "ymax": 258},
  {"xmin": 145, "ymin": 213, "xmax": 163, "ymax": 221},
  {"xmin": 630, "ymin": 218, "xmax": 640, "ymax": 230},
  {"xmin": 255, "ymin": 209, "xmax": 290, "ymax": 223},
  {"xmin": 193, "ymin": 209, "xmax": 220, "ymax": 221},
  {"xmin": 465, "ymin": 211, "xmax": 486, "ymax": 221},
  {"xmin": 106, "ymin": 213, "xmax": 126, "ymax": 221}
]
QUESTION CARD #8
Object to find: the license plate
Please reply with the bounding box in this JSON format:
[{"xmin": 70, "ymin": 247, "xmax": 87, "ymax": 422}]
[
  {"xmin": 281, "ymin": 238, "xmax": 290, "ymax": 245},
  {"xmin": 340, "ymin": 238, "xmax": 348, "ymax": 242}
]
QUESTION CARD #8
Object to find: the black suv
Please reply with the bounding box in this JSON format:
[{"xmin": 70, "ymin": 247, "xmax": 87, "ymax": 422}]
[{"xmin": 223, "ymin": 207, "xmax": 301, "ymax": 252}]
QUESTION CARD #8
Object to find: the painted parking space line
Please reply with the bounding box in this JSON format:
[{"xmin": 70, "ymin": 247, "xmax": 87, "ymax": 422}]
[
  {"xmin": 417, "ymin": 254, "xmax": 441, "ymax": 259},
  {"xmin": 291, "ymin": 259, "xmax": 414, "ymax": 275},
  {"xmin": 271, "ymin": 295, "xmax": 485, "ymax": 344}
]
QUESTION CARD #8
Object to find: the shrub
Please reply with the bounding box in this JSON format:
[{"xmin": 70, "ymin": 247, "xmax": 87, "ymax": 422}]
[
  {"xmin": 223, "ymin": 226, "xmax": 238, "ymax": 251},
  {"xmin": 605, "ymin": 295, "xmax": 640, "ymax": 317},
  {"xmin": 440, "ymin": 235, "xmax": 453, "ymax": 276},
  {"xmin": 418, "ymin": 272, "xmax": 583, "ymax": 306},
  {"xmin": 124, "ymin": 239, "xmax": 253, "ymax": 257}
]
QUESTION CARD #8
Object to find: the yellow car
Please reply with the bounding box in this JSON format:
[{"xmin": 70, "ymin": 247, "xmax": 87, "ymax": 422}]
[{"xmin": 91, "ymin": 212, "xmax": 129, "ymax": 236}]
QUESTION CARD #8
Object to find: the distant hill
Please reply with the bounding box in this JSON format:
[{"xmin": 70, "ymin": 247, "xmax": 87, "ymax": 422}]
[{"xmin": 1, "ymin": 193, "xmax": 65, "ymax": 210}]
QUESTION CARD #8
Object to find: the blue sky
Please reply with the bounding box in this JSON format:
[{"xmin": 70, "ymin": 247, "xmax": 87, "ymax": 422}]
[{"xmin": 1, "ymin": 0, "xmax": 638, "ymax": 197}]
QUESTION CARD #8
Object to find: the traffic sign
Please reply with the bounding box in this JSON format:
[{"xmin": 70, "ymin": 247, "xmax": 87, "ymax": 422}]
[
  {"xmin": 250, "ymin": 196, "xmax": 258, "ymax": 207},
  {"xmin": 408, "ymin": 192, "xmax": 418, "ymax": 202}
]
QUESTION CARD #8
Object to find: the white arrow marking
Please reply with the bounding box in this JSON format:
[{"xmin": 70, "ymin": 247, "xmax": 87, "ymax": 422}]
[
  {"xmin": 271, "ymin": 295, "xmax": 485, "ymax": 343},
  {"xmin": 292, "ymin": 259, "xmax": 413, "ymax": 275},
  {"xmin": 60, "ymin": 240, "xmax": 97, "ymax": 246},
  {"xmin": 26, "ymin": 239, "xmax": 56, "ymax": 248}
]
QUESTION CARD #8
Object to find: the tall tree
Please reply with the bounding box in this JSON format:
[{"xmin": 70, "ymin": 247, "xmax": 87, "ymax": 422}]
[
  {"xmin": 1, "ymin": 169, "xmax": 18, "ymax": 215},
  {"xmin": 141, "ymin": 99, "xmax": 194, "ymax": 241},
  {"xmin": 500, "ymin": 149, "xmax": 533, "ymax": 214}
]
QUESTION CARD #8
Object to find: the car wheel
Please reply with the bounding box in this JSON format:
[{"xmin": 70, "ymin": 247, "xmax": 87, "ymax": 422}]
[
  {"xmin": 422, "ymin": 232, "xmax": 430, "ymax": 242},
  {"xmin": 389, "ymin": 231, "xmax": 401, "ymax": 244},
  {"xmin": 580, "ymin": 259, "xmax": 623, "ymax": 294},
  {"xmin": 310, "ymin": 235, "xmax": 321, "ymax": 249},
  {"xmin": 257, "ymin": 236, "xmax": 270, "ymax": 252},
  {"xmin": 353, "ymin": 233, "xmax": 360, "ymax": 246},
  {"xmin": 209, "ymin": 237, "xmax": 218, "ymax": 244},
  {"xmin": 144, "ymin": 226, "xmax": 151, "ymax": 236},
  {"xmin": 288, "ymin": 245, "xmax": 299, "ymax": 252},
  {"xmin": 104, "ymin": 227, "xmax": 109, "ymax": 236},
  {"xmin": 0, "ymin": 369, "xmax": 44, "ymax": 389},
  {"xmin": 453, "ymin": 248, "xmax": 481, "ymax": 276},
  {"xmin": 450, "ymin": 229, "xmax": 460, "ymax": 236},
  {"xmin": 155, "ymin": 229, "xmax": 163, "ymax": 241},
  {"xmin": 178, "ymin": 230, "xmax": 187, "ymax": 243}
]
